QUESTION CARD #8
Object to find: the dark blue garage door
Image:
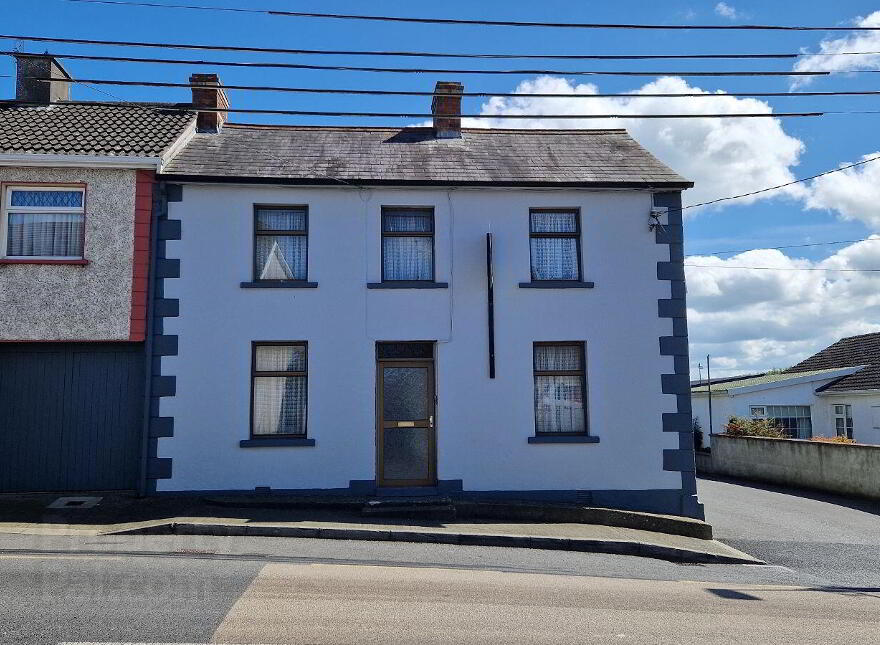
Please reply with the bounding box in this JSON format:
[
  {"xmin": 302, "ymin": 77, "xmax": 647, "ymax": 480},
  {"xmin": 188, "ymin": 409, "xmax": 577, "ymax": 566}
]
[{"xmin": 0, "ymin": 343, "xmax": 144, "ymax": 492}]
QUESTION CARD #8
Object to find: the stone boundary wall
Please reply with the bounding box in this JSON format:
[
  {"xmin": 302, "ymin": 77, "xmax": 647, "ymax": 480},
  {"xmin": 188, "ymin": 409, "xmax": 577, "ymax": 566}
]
[{"xmin": 696, "ymin": 435, "xmax": 880, "ymax": 499}]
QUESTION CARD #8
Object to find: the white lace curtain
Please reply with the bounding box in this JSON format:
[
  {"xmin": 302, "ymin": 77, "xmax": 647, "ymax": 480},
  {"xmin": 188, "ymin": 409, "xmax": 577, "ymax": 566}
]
[
  {"xmin": 530, "ymin": 211, "xmax": 579, "ymax": 281},
  {"xmin": 255, "ymin": 208, "xmax": 307, "ymax": 280},
  {"xmin": 6, "ymin": 213, "xmax": 84, "ymax": 257},
  {"xmin": 382, "ymin": 210, "xmax": 433, "ymax": 281},
  {"xmin": 533, "ymin": 344, "xmax": 585, "ymax": 434},
  {"xmin": 253, "ymin": 345, "xmax": 307, "ymax": 436}
]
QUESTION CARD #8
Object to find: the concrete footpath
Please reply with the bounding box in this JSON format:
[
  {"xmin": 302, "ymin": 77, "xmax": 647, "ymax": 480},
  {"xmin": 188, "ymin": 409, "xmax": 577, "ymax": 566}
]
[{"xmin": 0, "ymin": 493, "xmax": 760, "ymax": 565}]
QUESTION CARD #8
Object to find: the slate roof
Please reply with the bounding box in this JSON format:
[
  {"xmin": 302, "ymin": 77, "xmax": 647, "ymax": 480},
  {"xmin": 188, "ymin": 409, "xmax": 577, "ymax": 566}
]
[
  {"xmin": 786, "ymin": 332, "xmax": 880, "ymax": 392},
  {"xmin": 0, "ymin": 102, "xmax": 195, "ymax": 157},
  {"xmin": 160, "ymin": 124, "xmax": 692, "ymax": 187},
  {"xmin": 691, "ymin": 368, "xmax": 853, "ymax": 394}
]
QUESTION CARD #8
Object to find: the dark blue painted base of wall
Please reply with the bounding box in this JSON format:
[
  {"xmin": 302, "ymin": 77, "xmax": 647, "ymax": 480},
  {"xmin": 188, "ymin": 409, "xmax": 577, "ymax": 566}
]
[{"xmin": 154, "ymin": 482, "xmax": 703, "ymax": 518}]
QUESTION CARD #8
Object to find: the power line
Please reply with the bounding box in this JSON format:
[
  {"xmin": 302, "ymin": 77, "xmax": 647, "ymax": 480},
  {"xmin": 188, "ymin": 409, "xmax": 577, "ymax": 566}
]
[
  {"xmin": 63, "ymin": 0, "xmax": 880, "ymax": 31},
  {"xmin": 30, "ymin": 77, "xmax": 880, "ymax": 100},
  {"xmin": 701, "ymin": 238, "xmax": 880, "ymax": 256},
  {"xmin": 4, "ymin": 32, "xmax": 880, "ymax": 60},
  {"xmin": 679, "ymin": 156, "xmax": 880, "ymax": 213},
  {"xmin": 0, "ymin": 99, "xmax": 827, "ymax": 119},
  {"xmin": 684, "ymin": 264, "xmax": 880, "ymax": 272},
  {"xmin": 0, "ymin": 50, "xmax": 837, "ymax": 76}
]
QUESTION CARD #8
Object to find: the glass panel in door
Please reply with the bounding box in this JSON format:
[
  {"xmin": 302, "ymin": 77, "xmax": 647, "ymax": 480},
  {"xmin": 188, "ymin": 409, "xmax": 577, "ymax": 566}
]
[{"xmin": 378, "ymin": 362, "xmax": 435, "ymax": 486}]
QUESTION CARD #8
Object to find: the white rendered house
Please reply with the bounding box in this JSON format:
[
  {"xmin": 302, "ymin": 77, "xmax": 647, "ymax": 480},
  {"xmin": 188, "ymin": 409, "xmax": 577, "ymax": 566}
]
[
  {"xmin": 145, "ymin": 79, "xmax": 702, "ymax": 518},
  {"xmin": 692, "ymin": 332, "xmax": 880, "ymax": 446}
]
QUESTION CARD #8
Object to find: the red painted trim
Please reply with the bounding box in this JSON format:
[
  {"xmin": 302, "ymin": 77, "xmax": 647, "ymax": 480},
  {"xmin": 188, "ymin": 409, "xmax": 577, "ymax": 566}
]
[
  {"xmin": 130, "ymin": 170, "xmax": 155, "ymax": 342},
  {"xmin": 0, "ymin": 338, "xmax": 141, "ymax": 343},
  {"xmin": 0, "ymin": 258, "xmax": 89, "ymax": 265}
]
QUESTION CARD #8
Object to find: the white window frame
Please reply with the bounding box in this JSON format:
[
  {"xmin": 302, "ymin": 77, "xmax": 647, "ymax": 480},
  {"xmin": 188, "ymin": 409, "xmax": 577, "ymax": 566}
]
[
  {"xmin": 832, "ymin": 404, "xmax": 854, "ymax": 439},
  {"xmin": 749, "ymin": 406, "xmax": 766, "ymax": 418},
  {"xmin": 1, "ymin": 185, "xmax": 86, "ymax": 260}
]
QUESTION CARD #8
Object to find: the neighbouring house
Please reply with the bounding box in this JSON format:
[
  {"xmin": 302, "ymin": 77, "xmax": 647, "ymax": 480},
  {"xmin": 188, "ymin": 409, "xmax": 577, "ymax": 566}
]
[
  {"xmin": 692, "ymin": 332, "xmax": 880, "ymax": 446},
  {"xmin": 0, "ymin": 54, "xmax": 196, "ymax": 493},
  {"xmin": 147, "ymin": 77, "xmax": 703, "ymax": 518}
]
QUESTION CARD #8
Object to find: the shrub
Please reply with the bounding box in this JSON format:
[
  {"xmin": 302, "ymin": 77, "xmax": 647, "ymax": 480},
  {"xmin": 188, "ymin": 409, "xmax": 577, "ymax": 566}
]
[
  {"xmin": 810, "ymin": 436, "xmax": 856, "ymax": 444},
  {"xmin": 693, "ymin": 417, "xmax": 706, "ymax": 452},
  {"xmin": 723, "ymin": 415, "xmax": 785, "ymax": 438}
]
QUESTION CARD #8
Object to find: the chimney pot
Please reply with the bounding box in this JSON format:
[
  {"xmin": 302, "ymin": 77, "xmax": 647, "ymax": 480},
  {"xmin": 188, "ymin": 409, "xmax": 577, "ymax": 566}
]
[
  {"xmin": 15, "ymin": 54, "xmax": 72, "ymax": 104},
  {"xmin": 432, "ymin": 81, "xmax": 463, "ymax": 139},
  {"xmin": 190, "ymin": 73, "xmax": 228, "ymax": 133}
]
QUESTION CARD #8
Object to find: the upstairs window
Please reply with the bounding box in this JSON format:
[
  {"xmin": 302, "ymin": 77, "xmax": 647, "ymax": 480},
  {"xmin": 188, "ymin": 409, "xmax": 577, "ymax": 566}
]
[
  {"xmin": 533, "ymin": 342, "xmax": 588, "ymax": 435},
  {"xmin": 382, "ymin": 208, "xmax": 434, "ymax": 282},
  {"xmin": 529, "ymin": 209, "xmax": 581, "ymax": 281},
  {"xmin": 2, "ymin": 187, "xmax": 85, "ymax": 259},
  {"xmin": 254, "ymin": 206, "xmax": 308, "ymax": 281}
]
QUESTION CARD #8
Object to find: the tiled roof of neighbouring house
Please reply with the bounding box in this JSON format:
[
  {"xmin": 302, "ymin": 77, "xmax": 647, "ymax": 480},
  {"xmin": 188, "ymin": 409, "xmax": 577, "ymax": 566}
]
[
  {"xmin": 0, "ymin": 102, "xmax": 196, "ymax": 157},
  {"xmin": 785, "ymin": 332, "xmax": 880, "ymax": 392},
  {"xmin": 160, "ymin": 125, "xmax": 693, "ymax": 187},
  {"xmin": 690, "ymin": 368, "xmax": 854, "ymax": 393}
]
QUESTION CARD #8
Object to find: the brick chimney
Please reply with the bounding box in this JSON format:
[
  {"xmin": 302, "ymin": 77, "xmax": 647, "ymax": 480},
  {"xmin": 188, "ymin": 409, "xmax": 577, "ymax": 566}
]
[
  {"xmin": 431, "ymin": 81, "xmax": 464, "ymax": 139},
  {"xmin": 190, "ymin": 73, "xmax": 228, "ymax": 133},
  {"xmin": 15, "ymin": 54, "xmax": 72, "ymax": 104}
]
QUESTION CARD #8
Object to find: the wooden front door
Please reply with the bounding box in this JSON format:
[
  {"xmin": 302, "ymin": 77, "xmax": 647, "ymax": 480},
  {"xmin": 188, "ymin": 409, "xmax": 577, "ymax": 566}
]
[{"xmin": 377, "ymin": 358, "xmax": 436, "ymax": 487}]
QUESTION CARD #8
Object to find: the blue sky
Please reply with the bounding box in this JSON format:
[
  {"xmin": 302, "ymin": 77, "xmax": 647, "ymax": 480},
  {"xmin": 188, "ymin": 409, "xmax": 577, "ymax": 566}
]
[{"xmin": 5, "ymin": 0, "xmax": 880, "ymax": 375}]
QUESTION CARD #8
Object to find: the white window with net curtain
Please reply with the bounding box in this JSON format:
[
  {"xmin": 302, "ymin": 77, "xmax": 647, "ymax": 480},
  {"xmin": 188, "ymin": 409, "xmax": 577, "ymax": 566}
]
[
  {"xmin": 382, "ymin": 208, "xmax": 434, "ymax": 281},
  {"xmin": 533, "ymin": 343, "xmax": 588, "ymax": 435},
  {"xmin": 529, "ymin": 209, "xmax": 581, "ymax": 281},
  {"xmin": 2, "ymin": 187, "xmax": 85, "ymax": 259},
  {"xmin": 251, "ymin": 343, "xmax": 308, "ymax": 437},
  {"xmin": 254, "ymin": 206, "xmax": 308, "ymax": 281}
]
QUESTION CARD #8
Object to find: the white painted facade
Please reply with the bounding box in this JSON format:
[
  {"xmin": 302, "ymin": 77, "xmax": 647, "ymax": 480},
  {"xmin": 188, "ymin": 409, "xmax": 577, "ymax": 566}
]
[
  {"xmin": 158, "ymin": 184, "xmax": 685, "ymax": 499},
  {"xmin": 693, "ymin": 370, "xmax": 880, "ymax": 446}
]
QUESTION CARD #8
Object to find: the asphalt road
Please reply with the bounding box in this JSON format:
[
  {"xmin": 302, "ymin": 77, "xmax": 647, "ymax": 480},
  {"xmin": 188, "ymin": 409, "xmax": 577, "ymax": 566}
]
[
  {"xmin": 698, "ymin": 475, "xmax": 880, "ymax": 587},
  {"xmin": 0, "ymin": 477, "xmax": 877, "ymax": 643}
]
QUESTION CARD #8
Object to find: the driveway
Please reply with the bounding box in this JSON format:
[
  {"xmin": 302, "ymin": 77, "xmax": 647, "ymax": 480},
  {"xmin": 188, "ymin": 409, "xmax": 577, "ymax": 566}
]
[{"xmin": 699, "ymin": 475, "xmax": 880, "ymax": 587}]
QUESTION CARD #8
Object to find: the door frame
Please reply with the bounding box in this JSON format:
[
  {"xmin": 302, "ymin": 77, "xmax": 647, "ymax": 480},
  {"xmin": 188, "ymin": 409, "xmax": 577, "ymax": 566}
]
[{"xmin": 376, "ymin": 356, "xmax": 437, "ymax": 488}]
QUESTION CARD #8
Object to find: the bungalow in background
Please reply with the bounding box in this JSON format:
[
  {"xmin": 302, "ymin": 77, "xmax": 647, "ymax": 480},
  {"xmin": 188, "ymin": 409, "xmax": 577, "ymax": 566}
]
[{"xmin": 692, "ymin": 331, "xmax": 880, "ymax": 446}]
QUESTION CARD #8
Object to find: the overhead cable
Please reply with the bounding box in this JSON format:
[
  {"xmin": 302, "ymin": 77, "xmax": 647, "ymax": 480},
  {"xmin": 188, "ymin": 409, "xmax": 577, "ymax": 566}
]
[
  {"xmin": 0, "ymin": 50, "xmax": 837, "ymax": 76},
  {"xmin": 702, "ymin": 238, "xmax": 880, "ymax": 256},
  {"xmin": 0, "ymin": 99, "xmax": 825, "ymax": 119},
  {"xmin": 684, "ymin": 265, "xmax": 880, "ymax": 272},
  {"xmin": 30, "ymin": 77, "xmax": 880, "ymax": 100},
  {"xmin": 63, "ymin": 0, "xmax": 880, "ymax": 31},
  {"xmin": 5, "ymin": 32, "xmax": 880, "ymax": 60},
  {"xmin": 677, "ymin": 156, "xmax": 880, "ymax": 213}
]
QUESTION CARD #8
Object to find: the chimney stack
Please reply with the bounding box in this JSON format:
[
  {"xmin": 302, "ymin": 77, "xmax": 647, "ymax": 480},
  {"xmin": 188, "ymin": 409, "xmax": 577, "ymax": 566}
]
[
  {"xmin": 432, "ymin": 81, "xmax": 464, "ymax": 139},
  {"xmin": 190, "ymin": 73, "xmax": 228, "ymax": 133},
  {"xmin": 15, "ymin": 54, "xmax": 71, "ymax": 104}
]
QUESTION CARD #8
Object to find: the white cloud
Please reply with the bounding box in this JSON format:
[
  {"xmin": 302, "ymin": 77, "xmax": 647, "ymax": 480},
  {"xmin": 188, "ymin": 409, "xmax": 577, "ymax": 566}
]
[
  {"xmin": 805, "ymin": 152, "xmax": 880, "ymax": 227},
  {"xmin": 466, "ymin": 76, "xmax": 806, "ymax": 211},
  {"xmin": 792, "ymin": 11, "xmax": 880, "ymax": 86},
  {"xmin": 714, "ymin": 2, "xmax": 739, "ymax": 19},
  {"xmin": 686, "ymin": 238, "xmax": 880, "ymax": 376}
]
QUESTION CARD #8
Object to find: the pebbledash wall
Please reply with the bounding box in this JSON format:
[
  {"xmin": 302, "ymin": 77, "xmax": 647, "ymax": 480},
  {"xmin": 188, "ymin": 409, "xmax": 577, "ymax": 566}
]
[
  {"xmin": 152, "ymin": 183, "xmax": 701, "ymax": 517},
  {"xmin": 0, "ymin": 166, "xmax": 152, "ymax": 341}
]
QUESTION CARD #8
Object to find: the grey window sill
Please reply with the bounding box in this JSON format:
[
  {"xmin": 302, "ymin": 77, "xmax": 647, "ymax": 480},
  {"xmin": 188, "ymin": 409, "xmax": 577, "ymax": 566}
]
[
  {"xmin": 367, "ymin": 281, "xmax": 449, "ymax": 289},
  {"xmin": 239, "ymin": 438, "xmax": 316, "ymax": 447},
  {"xmin": 240, "ymin": 281, "xmax": 318, "ymax": 289},
  {"xmin": 528, "ymin": 435, "xmax": 600, "ymax": 444},
  {"xmin": 519, "ymin": 281, "xmax": 595, "ymax": 289}
]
